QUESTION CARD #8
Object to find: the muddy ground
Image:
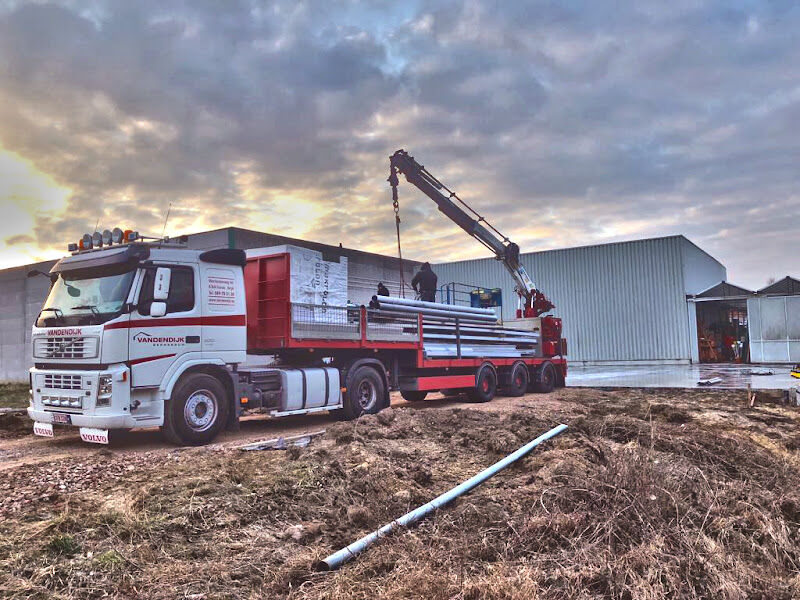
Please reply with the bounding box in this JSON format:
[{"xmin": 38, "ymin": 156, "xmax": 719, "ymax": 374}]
[{"xmin": 2, "ymin": 387, "xmax": 800, "ymax": 599}]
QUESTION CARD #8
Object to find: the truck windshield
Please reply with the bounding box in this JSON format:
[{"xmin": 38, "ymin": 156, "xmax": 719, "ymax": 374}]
[{"xmin": 36, "ymin": 270, "xmax": 135, "ymax": 327}]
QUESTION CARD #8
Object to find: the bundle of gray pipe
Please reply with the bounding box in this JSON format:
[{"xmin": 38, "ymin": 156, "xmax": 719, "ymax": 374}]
[
  {"xmin": 369, "ymin": 296, "xmax": 542, "ymax": 359},
  {"xmin": 372, "ymin": 295, "xmax": 498, "ymax": 324}
]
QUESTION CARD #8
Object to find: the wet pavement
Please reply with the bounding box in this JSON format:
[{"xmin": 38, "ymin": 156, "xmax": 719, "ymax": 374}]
[{"xmin": 568, "ymin": 363, "xmax": 798, "ymax": 390}]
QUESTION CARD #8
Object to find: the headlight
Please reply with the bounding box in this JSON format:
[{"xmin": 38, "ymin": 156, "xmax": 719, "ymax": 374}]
[
  {"xmin": 97, "ymin": 375, "xmax": 113, "ymax": 406},
  {"xmin": 99, "ymin": 375, "xmax": 113, "ymax": 397}
]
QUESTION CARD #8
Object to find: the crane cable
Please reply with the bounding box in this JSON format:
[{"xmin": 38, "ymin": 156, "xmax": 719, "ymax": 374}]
[{"xmin": 388, "ymin": 165, "xmax": 406, "ymax": 298}]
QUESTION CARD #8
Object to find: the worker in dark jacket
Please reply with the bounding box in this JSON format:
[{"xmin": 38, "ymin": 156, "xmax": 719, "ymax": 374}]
[
  {"xmin": 411, "ymin": 262, "xmax": 438, "ymax": 302},
  {"xmin": 376, "ymin": 282, "xmax": 390, "ymax": 297}
]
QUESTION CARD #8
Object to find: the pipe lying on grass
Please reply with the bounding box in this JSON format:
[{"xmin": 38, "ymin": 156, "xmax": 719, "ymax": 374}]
[{"xmin": 318, "ymin": 423, "xmax": 568, "ymax": 571}]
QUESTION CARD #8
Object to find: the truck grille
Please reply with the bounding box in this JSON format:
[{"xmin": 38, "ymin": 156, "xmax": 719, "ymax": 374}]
[
  {"xmin": 43, "ymin": 373, "xmax": 83, "ymax": 390},
  {"xmin": 34, "ymin": 337, "xmax": 98, "ymax": 359}
]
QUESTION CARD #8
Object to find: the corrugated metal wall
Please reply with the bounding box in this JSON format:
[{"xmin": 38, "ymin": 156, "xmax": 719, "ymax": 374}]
[
  {"xmin": 747, "ymin": 296, "xmax": 800, "ymax": 363},
  {"xmin": 434, "ymin": 236, "xmax": 724, "ymax": 363}
]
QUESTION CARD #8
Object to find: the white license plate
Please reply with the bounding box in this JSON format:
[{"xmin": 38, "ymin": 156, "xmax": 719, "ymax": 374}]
[
  {"xmin": 52, "ymin": 412, "xmax": 72, "ymax": 424},
  {"xmin": 80, "ymin": 427, "xmax": 109, "ymax": 444},
  {"xmin": 33, "ymin": 422, "xmax": 54, "ymax": 437}
]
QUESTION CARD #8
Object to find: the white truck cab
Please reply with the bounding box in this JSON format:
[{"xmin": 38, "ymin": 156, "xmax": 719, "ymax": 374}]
[{"xmin": 29, "ymin": 239, "xmax": 250, "ymax": 445}]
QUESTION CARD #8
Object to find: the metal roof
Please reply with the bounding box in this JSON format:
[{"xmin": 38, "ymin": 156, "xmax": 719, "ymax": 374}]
[
  {"xmin": 756, "ymin": 276, "xmax": 800, "ymax": 296},
  {"xmin": 691, "ymin": 281, "xmax": 754, "ymax": 299}
]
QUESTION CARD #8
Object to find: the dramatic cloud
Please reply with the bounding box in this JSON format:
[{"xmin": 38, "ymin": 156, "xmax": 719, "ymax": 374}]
[{"xmin": 0, "ymin": 0, "xmax": 797, "ymax": 288}]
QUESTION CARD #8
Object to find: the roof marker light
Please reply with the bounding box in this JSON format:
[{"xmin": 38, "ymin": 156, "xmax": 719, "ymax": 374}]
[
  {"xmin": 92, "ymin": 231, "xmax": 103, "ymax": 248},
  {"xmin": 102, "ymin": 229, "xmax": 112, "ymax": 246},
  {"xmin": 111, "ymin": 227, "xmax": 124, "ymax": 244},
  {"xmin": 81, "ymin": 233, "xmax": 93, "ymax": 249}
]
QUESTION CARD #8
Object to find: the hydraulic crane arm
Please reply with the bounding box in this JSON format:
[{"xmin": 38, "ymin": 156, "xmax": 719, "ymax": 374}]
[{"xmin": 389, "ymin": 149, "xmax": 554, "ymax": 317}]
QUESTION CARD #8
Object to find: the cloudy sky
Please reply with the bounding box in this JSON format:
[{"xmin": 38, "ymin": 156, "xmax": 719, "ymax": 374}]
[{"xmin": 0, "ymin": 0, "xmax": 797, "ymax": 288}]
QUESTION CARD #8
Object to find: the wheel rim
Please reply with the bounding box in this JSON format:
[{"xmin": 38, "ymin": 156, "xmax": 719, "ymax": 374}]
[
  {"xmin": 482, "ymin": 377, "xmax": 490, "ymax": 392},
  {"xmin": 357, "ymin": 380, "xmax": 377, "ymax": 410},
  {"xmin": 184, "ymin": 389, "xmax": 218, "ymax": 432}
]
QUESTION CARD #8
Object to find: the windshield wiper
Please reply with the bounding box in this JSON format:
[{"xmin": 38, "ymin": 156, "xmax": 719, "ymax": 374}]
[
  {"xmin": 72, "ymin": 304, "xmax": 100, "ymax": 316},
  {"xmin": 41, "ymin": 307, "xmax": 64, "ymax": 321}
]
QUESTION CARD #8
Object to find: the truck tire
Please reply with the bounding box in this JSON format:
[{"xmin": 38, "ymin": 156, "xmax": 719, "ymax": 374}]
[
  {"xmin": 504, "ymin": 362, "xmax": 530, "ymax": 397},
  {"xmin": 532, "ymin": 362, "xmax": 557, "ymax": 394},
  {"xmin": 343, "ymin": 365, "xmax": 385, "ymax": 420},
  {"xmin": 163, "ymin": 373, "xmax": 230, "ymax": 446},
  {"xmin": 400, "ymin": 391, "xmax": 427, "ymax": 402},
  {"xmin": 468, "ymin": 366, "xmax": 497, "ymax": 403}
]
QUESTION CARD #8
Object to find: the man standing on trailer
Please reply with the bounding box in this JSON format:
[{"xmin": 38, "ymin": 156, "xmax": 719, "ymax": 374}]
[{"xmin": 411, "ymin": 262, "xmax": 438, "ymax": 302}]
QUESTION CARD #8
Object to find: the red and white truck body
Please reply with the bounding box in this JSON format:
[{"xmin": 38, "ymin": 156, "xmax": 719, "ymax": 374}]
[{"xmin": 29, "ymin": 239, "xmax": 566, "ymax": 445}]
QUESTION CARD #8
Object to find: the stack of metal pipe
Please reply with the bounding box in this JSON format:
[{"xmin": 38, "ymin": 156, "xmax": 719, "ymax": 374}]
[
  {"xmin": 371, "ymin": 296, "xmax": 540, "ymax": 359},
  {"xmin": 372, "ymin": 295, "xmax": 498, "ymax": 323}
]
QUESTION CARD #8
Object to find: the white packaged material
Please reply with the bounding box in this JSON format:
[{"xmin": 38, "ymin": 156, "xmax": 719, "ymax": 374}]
[
  {"xmin": 289, "ymin": 247, "xmax": 348, "ymax": 308},
  {"xmin": 246, "ymin": 245, "xmax": 348, "ymax": 323}
]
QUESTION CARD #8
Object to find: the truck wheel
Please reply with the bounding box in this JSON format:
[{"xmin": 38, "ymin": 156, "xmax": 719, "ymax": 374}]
[
  {"xmin": 343, "ymin": 366, "xmax": 385, "ymax": 420},
  {"xmin": 505, "ymin": 362, "xmax": 530, "ymax": 397},
  {"xmin": 532, "ymin": 362, "xmax": 556, "ymax": 394},
  {"xmin": 400, "ymin": 391, "xmax": 427, "ymax": 402},
  {"xmin": 163, "ymin": 374, "xmax": 229, "ymax": 446},
  {"xmin": 468, "ymin": 366, "xmax": 497, "ymax": 403}
]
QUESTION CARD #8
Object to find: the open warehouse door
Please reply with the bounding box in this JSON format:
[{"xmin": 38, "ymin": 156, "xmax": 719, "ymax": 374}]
[{"xmin": 689, "ymin": 282, "xmax": 754, "ymax": 363}]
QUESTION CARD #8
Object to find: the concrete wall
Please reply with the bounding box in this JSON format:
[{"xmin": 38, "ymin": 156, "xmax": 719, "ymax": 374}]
[
  {"xmin": 0, "ymin": 260, "xmax": 56, "ymax": 381},
  {"xmin": 434, "ymin": 236, "xmax": 726, "ymax": 364}
]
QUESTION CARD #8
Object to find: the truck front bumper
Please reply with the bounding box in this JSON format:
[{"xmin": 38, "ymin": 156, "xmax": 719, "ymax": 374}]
[
  {"xmin": 27, "ymin": 408, "xmax": 139, "ymax": 430},
  {"xmin": 28, "ymin": 364, "xmax": 161, "ymax": 433}
]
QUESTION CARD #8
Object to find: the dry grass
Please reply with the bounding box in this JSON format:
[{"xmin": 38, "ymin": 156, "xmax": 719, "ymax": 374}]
[{"xmin": 2, "ymin": 388, "xmax": 800, "ymax": 599}]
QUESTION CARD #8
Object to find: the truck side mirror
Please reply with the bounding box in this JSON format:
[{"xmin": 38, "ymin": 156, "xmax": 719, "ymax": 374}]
[
  {"xmin": 153, "ymin": 267, "xmax": 171, "ymax": 301},
  {"xmin": 150, "ymin": 301, "xmax": 167, "ymax": 317}
]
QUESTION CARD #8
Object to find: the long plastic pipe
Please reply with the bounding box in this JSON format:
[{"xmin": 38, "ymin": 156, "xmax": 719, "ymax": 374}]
[
  {"xmin": 319, "ymin": 423, "xmax": 568, "ymax": 570},
  {"xmin": 375, "ymin": 294, "xmax": 496, "ymax": 316}
]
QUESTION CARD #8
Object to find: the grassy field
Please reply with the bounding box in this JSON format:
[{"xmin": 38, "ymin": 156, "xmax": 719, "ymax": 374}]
[
  {"xmin": 0, "ymin": 383, "xmax": 28, "ymax": 409},
  {"xmin": 2, "ymin": 388, "xmax": 800, "ymax": 598}
]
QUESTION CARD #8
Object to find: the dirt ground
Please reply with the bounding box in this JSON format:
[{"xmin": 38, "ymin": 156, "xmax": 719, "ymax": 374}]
[{"xmin": 2, "ymin": 387, "xmax": 800, "ymax": 599}]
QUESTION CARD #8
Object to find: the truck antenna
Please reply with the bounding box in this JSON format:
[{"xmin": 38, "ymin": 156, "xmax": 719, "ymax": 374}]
[{"xmin": 161, "ymin": 202, "xmax": 172, "ymax": 241}]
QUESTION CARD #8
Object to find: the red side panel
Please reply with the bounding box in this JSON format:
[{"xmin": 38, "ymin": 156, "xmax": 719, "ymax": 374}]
[
  {"xmin": 245, "ymin": 253, "xmax": 291, "ymax": 351},
  {"xmin": 404, "ymin": 374, "xmax": 476, "ymax": 392}
]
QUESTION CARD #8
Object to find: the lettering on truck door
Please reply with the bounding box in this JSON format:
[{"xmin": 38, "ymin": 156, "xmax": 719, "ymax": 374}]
[
  {"xmin": 128, "ymin": 265, "xmax": 200, "ymax": 388},
  {"xmin": 202, "ymin": 266, "xmax": 246, "ymax": 357}
]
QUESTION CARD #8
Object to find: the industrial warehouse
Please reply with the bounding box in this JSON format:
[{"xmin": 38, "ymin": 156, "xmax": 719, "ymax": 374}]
[{"xmin": 1, "ymin": 227, "xmax": 796, "ymax": 382}]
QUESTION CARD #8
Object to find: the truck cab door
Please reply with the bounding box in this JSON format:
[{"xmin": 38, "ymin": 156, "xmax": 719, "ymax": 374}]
[
  {"xmin": 128, "ymin": 264, "xmax": 201, "ymax": 388},
  {"xmin": 200, "ymin": 263, "xmax": 247, "ymax": 362}
]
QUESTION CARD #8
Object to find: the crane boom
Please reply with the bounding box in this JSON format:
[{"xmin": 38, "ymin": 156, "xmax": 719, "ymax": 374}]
[{"xmin": 389, "ymin": 149, "xmax": 554, "ymax": 317}]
